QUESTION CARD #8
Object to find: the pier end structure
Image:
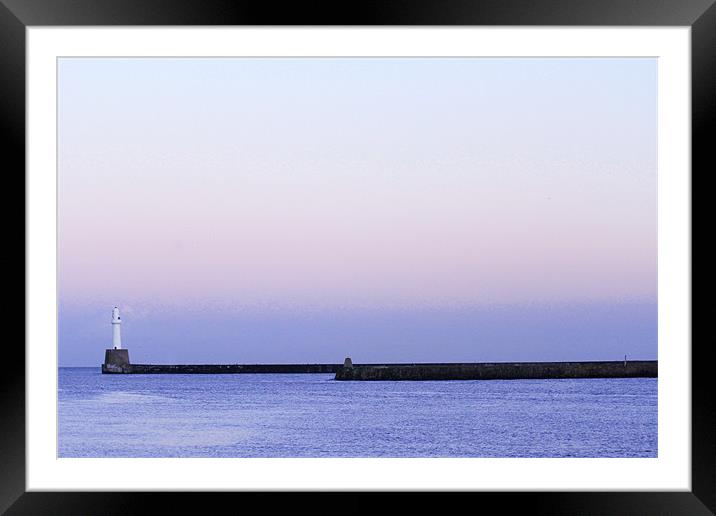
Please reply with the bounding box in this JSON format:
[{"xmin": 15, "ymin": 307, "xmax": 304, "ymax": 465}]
[
  {"xmin": 101, "ymin": 306, "xmax": 131, "ymax": 372},
  {"xmin": 102, "ymin": 348, "xmax": 130, "ymax": 373}
]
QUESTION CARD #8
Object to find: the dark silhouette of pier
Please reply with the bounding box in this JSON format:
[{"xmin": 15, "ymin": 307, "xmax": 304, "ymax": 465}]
[{"xmin": 102, "ymin": 349, "xmax": 657, "ymax": 381}]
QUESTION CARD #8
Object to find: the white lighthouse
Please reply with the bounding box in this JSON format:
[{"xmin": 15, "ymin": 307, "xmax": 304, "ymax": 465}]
[{"xmin": 111, "ymin": 306, "xmax": 122, "ymax": 349}]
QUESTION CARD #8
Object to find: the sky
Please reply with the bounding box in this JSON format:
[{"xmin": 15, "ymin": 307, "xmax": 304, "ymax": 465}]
[{"xmin": 58, "ymin": 57, "xmax": 657, "ymax": 366}]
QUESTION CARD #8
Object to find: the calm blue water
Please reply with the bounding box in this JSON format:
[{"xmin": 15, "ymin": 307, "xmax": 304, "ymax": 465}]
[{"xmin": 58, "ymin": 368, "xmax": 657, "ymax": 458}]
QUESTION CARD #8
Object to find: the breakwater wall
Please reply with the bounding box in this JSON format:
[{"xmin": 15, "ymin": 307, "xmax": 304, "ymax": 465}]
[
  {"xmin": 102, "ymin": 349, "xmax": 370, "ymax": 374},
  {"xmin": 334, "ymin": 360, "xmax": 658, "ymax": 381},
  {"xmin": 102, "ymin": 350, "xmax": 657, "ymax": 379},
  {"xmin": 103, "ymin": 363, "xmax": 343, "ymax": 374}
]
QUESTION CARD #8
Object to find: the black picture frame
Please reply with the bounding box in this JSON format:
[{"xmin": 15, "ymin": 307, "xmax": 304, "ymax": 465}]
[{"xmin": 3, "ymin": 0, "xmax": 709, "ymax": 513}]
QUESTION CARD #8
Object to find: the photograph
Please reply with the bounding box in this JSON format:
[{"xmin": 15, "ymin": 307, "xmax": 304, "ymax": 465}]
[{"xmin": 57, "ymin": 56, "xmax": 658, "ymax": 459}]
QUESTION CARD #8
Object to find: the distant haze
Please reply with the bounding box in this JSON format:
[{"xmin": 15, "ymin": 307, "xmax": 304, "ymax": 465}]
[{"xmin": 58, "ymin": 58, "xmax": 656, "ymax": 366}]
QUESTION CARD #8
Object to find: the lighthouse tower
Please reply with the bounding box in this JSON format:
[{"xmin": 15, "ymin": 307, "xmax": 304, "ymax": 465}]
[
  {"xmin": 102, "ymin": 306, "xmax": 130, "ymax": 373},
  {"xmin": 111, "ymin": 306, "xmax": 122, "ymax": 349}
]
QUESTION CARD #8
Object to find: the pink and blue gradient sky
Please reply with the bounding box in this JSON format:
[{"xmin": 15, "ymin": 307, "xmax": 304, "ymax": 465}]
[{"xmin": 58, "ymin": 58, "xmax": 656, "ymax": 366}]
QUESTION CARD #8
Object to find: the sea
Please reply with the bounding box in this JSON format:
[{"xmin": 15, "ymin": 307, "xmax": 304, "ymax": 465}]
[{"xmin": 58, "ymin": 368, "xmax": 657, "ymax": 458}]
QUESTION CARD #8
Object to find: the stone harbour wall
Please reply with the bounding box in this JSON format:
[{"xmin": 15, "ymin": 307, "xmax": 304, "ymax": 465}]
[{"xmin": 334, "ymin": 360, "xmax": 658, "ymax": 381}]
